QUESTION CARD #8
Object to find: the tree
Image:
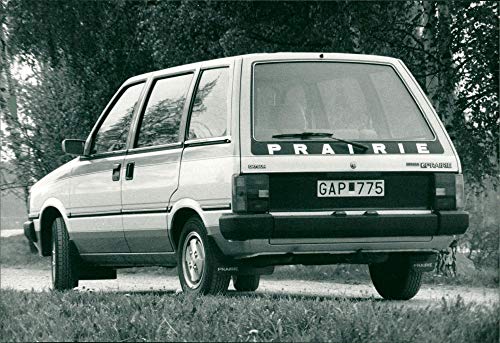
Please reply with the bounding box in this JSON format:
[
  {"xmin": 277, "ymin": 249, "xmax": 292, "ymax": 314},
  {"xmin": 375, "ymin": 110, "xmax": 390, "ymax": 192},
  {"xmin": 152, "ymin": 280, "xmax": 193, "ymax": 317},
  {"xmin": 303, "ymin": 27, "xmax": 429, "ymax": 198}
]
[
  {"xmin": 5, "ymin": 1, "xmax": 497, "ymax": 185},
  {"xmin": 3, "ymin": 63, "xmax": 89, "ymax": 186},
  {"xmin": 3, "ymin": 0, "xmax": 156, "ymax": 190},
  {"xmin": 2, "ymin": 0, "xmax": 498, "ymax": 266},
  {"xmin": 450, "ymin": 2, "xmax": 499, "ymax": 185},
  {"xmin": 463, "ymin": 178, "xmax": 499, "ymax": 268}
]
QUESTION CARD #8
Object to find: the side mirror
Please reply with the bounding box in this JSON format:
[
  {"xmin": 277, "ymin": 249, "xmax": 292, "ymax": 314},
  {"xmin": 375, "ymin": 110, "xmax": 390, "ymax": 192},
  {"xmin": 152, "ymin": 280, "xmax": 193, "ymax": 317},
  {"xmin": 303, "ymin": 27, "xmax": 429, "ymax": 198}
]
[{"xmin": 62, "ymin": 139, "xmax": 86, "ymax": 155}]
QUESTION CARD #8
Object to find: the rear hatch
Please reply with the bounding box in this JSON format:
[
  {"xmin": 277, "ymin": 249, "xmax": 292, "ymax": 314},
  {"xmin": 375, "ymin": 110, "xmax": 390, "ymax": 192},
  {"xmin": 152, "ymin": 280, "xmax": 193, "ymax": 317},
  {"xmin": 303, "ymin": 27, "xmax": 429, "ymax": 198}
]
[{"xmin": 238, "ymin": 54, "xmax": 460, "ymax": 212}]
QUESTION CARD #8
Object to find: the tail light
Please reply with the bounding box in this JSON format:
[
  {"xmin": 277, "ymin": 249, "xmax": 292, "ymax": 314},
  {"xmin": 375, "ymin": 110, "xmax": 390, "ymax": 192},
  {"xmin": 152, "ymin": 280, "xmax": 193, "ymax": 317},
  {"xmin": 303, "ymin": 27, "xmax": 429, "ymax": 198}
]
[
  {"xmin": 232, "ymin": 174, "xmax": 269, "ymax": 213},
  {"xmin": 434, "ymin": 173, "xmax": 464, "ymax": 210}
]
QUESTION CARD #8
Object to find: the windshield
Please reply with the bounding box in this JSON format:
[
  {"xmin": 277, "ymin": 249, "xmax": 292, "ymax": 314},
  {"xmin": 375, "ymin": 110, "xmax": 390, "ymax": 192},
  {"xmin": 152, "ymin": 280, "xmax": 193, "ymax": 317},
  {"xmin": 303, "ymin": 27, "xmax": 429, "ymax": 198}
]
[{"xmin": 252, "ymin": 62, "xmax": 434, "ymax": 141}]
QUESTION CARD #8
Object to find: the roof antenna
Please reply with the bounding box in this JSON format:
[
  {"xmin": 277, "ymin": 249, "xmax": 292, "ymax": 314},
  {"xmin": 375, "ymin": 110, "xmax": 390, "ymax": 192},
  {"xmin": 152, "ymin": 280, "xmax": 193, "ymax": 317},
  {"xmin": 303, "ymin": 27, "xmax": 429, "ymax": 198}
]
[{"xmin": 319, "ymin": 53, "xmax": 324, "ymax": 58}]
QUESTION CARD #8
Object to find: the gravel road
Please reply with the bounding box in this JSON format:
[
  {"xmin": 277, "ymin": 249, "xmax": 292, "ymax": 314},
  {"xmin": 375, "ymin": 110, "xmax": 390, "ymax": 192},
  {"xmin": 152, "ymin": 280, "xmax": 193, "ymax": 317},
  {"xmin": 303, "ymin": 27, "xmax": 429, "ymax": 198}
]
[{"xmin": 1, "ymin": 266, "xmax": 497, "ymax": 306}]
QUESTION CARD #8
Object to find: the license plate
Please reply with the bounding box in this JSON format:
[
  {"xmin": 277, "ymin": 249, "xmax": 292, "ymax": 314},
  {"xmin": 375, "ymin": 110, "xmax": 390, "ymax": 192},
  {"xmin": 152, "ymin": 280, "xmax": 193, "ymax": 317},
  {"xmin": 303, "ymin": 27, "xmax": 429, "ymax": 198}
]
[{"xmin": 317, "ymin": 180, "xmax": 385, "ymax": 197}]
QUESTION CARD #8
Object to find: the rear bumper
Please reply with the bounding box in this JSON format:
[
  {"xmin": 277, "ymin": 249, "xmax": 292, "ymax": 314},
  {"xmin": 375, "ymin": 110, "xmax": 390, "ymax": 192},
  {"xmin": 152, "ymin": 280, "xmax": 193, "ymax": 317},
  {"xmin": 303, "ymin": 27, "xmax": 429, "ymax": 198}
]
[{"xmin": 219, "ymin": 211, "xmax": 469, "ymax": 241}]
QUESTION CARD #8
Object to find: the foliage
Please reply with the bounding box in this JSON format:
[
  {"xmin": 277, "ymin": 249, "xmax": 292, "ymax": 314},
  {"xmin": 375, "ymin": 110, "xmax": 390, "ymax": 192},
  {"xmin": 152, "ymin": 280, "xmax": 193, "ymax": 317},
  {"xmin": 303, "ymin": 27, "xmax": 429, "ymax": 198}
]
[
  {"xmin": 5, "ymin": 0, "xmax": 155, "ymax": 112},
  {"xmin": 3, "ymin": 64, "xmax": 91, "ymax": 185},
  {"xmin": 462, "ymin": 178, "xmax": 499, "ymax": 268},
  {"xmin": 2, "ymin": 0, "xmax": 156, "ymax": 185},
  {"xmin": 1, "ymin": 1, "xmax": 498, "ymax": 265},
  {"xmin": 449, "ymin": 3, "xmax": 499, "ymax": 184},
  {"xmin": 3, "ymin": 1, "xmax": 498, "ymax": 183}
]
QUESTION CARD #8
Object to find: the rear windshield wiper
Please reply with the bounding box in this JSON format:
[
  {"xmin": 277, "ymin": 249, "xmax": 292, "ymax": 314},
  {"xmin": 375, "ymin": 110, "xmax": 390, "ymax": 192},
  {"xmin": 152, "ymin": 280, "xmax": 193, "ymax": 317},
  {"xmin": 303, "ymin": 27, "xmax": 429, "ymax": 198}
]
[{"xmin": 272, "ymin": 132, "xmax": 369, "ymax": 152}]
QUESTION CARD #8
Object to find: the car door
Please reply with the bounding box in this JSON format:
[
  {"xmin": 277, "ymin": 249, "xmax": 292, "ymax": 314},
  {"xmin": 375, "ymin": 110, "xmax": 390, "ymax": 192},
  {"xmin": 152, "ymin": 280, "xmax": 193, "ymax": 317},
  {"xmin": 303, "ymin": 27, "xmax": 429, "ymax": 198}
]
[
  {"xmin": 121, "ymin": 72, "xmax": 195, "ymax": 253},
  {"xmin": 173, "ymin": 66, "xmax": 234, "ymax": 212},
  {"xmin": 69, "ymin": 81, "xmax": 146, "ymax": 254}
]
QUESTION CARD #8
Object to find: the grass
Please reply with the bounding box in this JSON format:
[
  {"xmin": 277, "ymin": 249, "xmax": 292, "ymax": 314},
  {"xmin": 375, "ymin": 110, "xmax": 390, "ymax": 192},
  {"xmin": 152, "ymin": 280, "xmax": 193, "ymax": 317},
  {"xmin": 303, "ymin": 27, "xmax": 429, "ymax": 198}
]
[
  {"xmin": 0, "ymin": 289, "xmax": 498, "ymax": 342},
  {"xmin": 2, "ymin": 234, "xmax": 498, "ymax": 288},
  {"xmin": 0, "ymin": 234, "xmax": 50, "ymax": 269}
]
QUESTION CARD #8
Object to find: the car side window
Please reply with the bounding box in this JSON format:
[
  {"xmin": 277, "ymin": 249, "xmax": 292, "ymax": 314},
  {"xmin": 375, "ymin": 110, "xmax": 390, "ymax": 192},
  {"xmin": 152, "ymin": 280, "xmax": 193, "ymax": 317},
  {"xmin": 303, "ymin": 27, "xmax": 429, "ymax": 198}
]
[
  {"xmin": 187, "ymin": 68, "xmax": 229, "ymax": 140},
  {"xmin": 91, "ymin": 82, "xmax": 145, "ymax": 154},
  {"xmin": 135, "ymin": 74, "xmax": 193, "ymax": 148}
]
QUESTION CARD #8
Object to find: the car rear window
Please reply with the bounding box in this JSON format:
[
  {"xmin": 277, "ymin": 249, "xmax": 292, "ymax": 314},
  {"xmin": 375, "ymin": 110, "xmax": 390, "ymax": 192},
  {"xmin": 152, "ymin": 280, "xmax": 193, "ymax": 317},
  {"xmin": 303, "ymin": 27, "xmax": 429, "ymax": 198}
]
[{"xmin": 252, "ymin": 62, "xmax": 434, "ymax": 141}]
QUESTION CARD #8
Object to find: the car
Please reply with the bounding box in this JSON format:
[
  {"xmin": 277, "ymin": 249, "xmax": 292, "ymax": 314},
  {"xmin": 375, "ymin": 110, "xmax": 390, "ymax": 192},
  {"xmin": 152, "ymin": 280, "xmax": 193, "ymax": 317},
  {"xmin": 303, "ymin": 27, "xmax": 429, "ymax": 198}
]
[{"xmin": 24, "ymin": 52, "xmax": 469, "ymax": 299}]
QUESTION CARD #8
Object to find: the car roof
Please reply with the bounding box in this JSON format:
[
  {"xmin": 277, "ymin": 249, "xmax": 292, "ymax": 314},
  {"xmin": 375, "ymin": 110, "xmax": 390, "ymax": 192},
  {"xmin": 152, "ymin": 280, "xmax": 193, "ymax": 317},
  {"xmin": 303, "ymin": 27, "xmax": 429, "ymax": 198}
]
[{"xmin": 124, "ymin": 52, "xmax": 401, "ymax": 84}]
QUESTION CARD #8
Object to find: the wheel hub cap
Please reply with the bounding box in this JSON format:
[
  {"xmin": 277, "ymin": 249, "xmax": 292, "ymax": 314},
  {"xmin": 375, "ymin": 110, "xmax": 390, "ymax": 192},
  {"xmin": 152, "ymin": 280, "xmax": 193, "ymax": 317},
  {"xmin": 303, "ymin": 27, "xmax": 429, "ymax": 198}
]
[{"xmin": 182, "ymin": 232, "xmax": 205, "ymax": 289}]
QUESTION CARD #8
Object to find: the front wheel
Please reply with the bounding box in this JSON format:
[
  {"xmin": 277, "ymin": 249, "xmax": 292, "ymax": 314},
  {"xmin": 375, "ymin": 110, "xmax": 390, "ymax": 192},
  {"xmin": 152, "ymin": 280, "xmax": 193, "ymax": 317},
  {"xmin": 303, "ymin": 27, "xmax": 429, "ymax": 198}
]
[
  {"xmin": 51, "ymin": 217, "xmax": 79, "ymax": 290},
  {"xmin": 369, "ymin": 256, "xmax": 422, "ymax": 300},
  {"xmin": 177, "ymin": 217, "xmax": 230, "ymax": 295}
]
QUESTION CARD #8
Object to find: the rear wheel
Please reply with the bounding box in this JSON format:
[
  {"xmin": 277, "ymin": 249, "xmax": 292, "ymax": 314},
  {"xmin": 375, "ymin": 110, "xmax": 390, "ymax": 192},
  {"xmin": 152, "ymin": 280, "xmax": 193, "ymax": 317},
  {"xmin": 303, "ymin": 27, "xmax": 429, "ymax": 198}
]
[
  {"xmin": 233, "ymin": 275, "xmax": 260, "ymax": 292},
  {"xmin": 369, "ymin": 256, "xmax": 422, "ymax": 300},
  {"xmin": 51, "ymin": 217, "xmax": 79, "ymax": 290},
  {"xmin": 177, "ymin": 217, "xmax": 230, "ymax": 295}
]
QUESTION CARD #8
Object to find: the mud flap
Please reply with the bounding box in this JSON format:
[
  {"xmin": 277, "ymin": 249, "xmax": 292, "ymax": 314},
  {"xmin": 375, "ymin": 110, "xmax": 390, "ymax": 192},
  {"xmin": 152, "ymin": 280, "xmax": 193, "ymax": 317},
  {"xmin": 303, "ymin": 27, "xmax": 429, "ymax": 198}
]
[
  {"xmin": 217, "ymin": 265, "xmax": 275, "ymax": 275},
  {"xmin": 409, "ymin": 253, "xmax": 438, "ymax": 272}
]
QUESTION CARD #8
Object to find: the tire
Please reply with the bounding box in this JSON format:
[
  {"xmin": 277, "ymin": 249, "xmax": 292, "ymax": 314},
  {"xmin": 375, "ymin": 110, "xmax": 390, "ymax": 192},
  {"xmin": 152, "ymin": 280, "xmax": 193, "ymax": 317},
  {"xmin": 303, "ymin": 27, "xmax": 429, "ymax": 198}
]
[
  {"xmin": 369, "ymin": 256, "xmax": 422, "ymax": 300},
  {"xmin": 51, "ymin": 217, "xmax": 79, "ymax": 290},
  {"xmin": 177, "ymin": 216, "xmax": 230, "ymax": 295},
  {"xmin": 233, "ymin": 275, "xmax": 260, "ymax": 292}
]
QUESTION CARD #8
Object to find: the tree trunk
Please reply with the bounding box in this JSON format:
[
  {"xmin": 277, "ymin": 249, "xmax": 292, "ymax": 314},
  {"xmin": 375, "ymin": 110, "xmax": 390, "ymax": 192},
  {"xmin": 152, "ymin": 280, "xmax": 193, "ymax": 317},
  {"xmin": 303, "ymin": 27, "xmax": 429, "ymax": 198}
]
[
  {"xmin": 421, "ymin": 2, "xmax": 439, "ymax": 106},
  {"xmin": 418, "ymin": 2, "xmax": 457, "ymax": 126},
  {"xmin": 435, "ymin": 2, "xmax": 456, "ymax": 127},
  {"xmin": 0, "ymin": 11, "xmax": 13, "ymax": 114}
]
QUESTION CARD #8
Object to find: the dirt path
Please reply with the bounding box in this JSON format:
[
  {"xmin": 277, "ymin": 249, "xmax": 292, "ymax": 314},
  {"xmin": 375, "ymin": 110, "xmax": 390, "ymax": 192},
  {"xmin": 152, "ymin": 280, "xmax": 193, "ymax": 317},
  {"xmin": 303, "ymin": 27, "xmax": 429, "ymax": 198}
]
[
  {"xmin": 1, "ymin": 266, "xmax": 497, "ymax": 306},
  {"xmin": 0, "ymin": 229, "xmax": 24, "ymax": 237}
]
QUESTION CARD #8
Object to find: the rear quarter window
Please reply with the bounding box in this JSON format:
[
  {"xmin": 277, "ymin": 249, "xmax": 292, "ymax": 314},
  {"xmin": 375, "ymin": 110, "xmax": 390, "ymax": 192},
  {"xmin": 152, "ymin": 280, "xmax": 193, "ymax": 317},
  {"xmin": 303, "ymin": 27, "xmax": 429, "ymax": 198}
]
[{"xmin": 187, "ymin": 67, "xmax": 230, "ymax": 140}]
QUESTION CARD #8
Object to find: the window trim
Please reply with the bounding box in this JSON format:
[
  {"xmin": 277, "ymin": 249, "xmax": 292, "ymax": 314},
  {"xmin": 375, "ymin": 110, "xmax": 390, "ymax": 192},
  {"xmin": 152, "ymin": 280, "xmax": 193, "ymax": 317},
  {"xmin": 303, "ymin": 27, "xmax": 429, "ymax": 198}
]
[
  {"xmin": 250, "ymin": 60, "xmax": 437, "ymax": 142},
  {"xmin": 184, "ymin": 66, "xmax": 232, "ymax": 144},
  {"xmin": 84, "ymin": 80, "xmax": 147, "ymax": 159},
  {"xmin": 126, "ymin": 142, "xmax": 183, "ymax": 156},
  {"xmin": 131, "ymin": 71, "xmax": 196, "ymax": 151},
  {"xmin": 184, "ymin": 136, "xmax": 231, "ymax": 148},
  {"xmin": 80, "ymin": 149, "xmax": 128, "ymax": 161}
]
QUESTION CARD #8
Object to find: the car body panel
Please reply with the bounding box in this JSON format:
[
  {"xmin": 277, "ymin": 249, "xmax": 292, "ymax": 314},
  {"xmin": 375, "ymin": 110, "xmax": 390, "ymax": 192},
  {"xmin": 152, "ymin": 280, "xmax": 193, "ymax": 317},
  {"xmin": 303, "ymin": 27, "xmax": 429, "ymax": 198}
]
[
  {"xmin": 121, "ymin": 147, "xmax": 182, "ymax": 252},
  {"xmin": 69, "ymin": 155, "xmax": 125, "ymax": 215},
  {"xmin": 32, "ymin": 197, "xmax": 71, "ymax": 252},
  {"xmin": 68, "ymin": 154, "xmax": 129, "ymax": 253},
  {"xmin": 172, "ymin": 143, "xmax": 236, "ymax": 210},
  {"xmin": 29, "ymin": 158, "xmax": 76, "ymax": 215}
]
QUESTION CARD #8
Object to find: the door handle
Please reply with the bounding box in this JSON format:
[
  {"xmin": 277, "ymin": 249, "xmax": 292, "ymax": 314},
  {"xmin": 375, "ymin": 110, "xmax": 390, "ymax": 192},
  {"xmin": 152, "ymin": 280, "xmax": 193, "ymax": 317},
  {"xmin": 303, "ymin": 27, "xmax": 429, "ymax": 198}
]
[
  {"xmin": 112, "ymin": 163, "xmax": 121, "ymax": 181},
  {"xmin": 125, "ymin": 162, "xmax": 135, "ymax": 180}
]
